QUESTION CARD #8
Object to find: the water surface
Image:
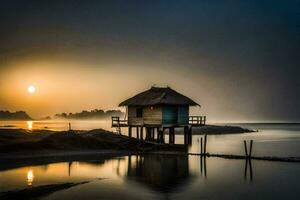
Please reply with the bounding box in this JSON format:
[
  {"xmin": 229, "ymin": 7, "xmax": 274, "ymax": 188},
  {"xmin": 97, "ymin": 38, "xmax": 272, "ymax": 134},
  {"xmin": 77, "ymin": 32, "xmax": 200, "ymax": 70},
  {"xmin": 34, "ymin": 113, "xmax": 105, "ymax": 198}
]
[
  {"xmin": 1, "ymin": 122, "xmax": 300, "ymax": 199},
  {"xmin": 1, "ymin": 155, "xmax": 300, "ymax": 200}
]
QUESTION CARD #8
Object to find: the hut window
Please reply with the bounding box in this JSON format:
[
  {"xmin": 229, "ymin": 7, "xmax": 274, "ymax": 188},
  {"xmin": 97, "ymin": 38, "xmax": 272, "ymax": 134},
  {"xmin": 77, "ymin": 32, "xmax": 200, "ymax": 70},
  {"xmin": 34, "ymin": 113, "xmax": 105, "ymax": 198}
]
[{"xmin": 136, "ymin": 108, "xmax": 143, "ymax": 118}]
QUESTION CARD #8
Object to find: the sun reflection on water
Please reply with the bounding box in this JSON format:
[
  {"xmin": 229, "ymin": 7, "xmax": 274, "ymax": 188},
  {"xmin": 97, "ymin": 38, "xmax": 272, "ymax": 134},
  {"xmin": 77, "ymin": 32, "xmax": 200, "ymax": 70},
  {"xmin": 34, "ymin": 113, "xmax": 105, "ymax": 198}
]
[
  {"xmin": 27, "ymin": 170, "xmax": 34, "ymax": 186},
  {"xmin": 27, "ymin": 121, "xmax": 33, "ymax": 130}
]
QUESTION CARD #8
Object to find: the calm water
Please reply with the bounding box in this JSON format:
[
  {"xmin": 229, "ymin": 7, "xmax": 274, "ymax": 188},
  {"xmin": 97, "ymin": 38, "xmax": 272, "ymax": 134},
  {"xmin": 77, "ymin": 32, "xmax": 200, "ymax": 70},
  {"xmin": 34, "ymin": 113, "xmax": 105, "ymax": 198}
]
[{"xmin": 1, "ymin": 121, "xmax": 300, "ymax": 199}]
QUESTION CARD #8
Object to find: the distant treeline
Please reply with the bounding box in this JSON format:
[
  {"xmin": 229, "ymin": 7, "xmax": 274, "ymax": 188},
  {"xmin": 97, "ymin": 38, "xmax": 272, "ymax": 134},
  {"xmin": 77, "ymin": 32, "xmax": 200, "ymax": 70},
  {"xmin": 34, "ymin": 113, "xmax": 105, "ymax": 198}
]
[
  {"xmin": 54, "ymin": 109, "xmax": 124, "ymax": 120},
  {"xmin": 0, "ymin": 110, "xmax": 32, "ymax": 120}
]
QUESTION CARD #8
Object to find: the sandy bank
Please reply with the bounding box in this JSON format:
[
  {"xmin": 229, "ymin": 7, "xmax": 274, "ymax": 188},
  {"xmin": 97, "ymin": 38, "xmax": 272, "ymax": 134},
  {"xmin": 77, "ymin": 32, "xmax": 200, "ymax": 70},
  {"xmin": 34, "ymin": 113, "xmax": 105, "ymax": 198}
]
[{"xmin": 0, "ymin": 128, "xmax": 187, "ymax": 155}]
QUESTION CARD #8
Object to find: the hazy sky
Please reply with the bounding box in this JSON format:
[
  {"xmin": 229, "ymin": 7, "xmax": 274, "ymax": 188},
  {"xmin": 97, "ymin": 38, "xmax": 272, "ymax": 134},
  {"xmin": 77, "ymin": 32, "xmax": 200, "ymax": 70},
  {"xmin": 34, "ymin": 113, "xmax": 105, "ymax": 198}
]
[{"xmin": 0, "ymin": 0, "xmax": 299, "ymax": 122}]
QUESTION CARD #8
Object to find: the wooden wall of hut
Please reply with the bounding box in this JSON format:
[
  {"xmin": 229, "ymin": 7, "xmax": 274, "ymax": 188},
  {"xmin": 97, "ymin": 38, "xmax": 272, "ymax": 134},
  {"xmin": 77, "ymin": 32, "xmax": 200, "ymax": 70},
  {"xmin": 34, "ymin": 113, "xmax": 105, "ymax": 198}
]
[
  {"xmin": 127, "ymin": 105, "xmax": 190, "ymax": 126},
  {"xmin": 128, "ymin": 106, "xmax": 162, "ymax": 126}
]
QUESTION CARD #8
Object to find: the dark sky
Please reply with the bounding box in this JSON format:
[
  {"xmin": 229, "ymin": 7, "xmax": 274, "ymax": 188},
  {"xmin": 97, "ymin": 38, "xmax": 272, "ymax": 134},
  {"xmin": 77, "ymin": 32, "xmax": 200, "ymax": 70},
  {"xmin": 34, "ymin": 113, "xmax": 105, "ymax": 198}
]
[{"xmin": 0, "ymin": 0, "xmax": 299, "ymax": 121}]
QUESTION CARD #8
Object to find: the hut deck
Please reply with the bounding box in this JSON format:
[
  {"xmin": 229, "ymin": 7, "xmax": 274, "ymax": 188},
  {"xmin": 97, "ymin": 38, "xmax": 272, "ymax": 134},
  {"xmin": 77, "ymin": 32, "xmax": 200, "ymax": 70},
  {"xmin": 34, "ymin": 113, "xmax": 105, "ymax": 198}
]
[{"xmin": 111, "ymin": 116, "xmax": 206, "ymax": 128}]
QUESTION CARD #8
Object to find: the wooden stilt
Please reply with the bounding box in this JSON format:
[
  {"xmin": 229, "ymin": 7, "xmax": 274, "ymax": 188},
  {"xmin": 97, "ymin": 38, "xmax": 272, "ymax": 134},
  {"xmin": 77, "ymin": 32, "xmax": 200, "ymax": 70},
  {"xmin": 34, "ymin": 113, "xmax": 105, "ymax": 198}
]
[
  {"xmin": 184, "ymin": 126, "xmax": 189, "ymax": 145},
  {"xmin": 149, "ymin": 127, "xmax": 152, "ymax": 141},
  {"xmin": 157, "ymin": 128, "xmax": 163, "ymax": 143},
  {"xmin": 153, "ymin": 128, "xmax": 155, "ymax": 140},
  {"xmin": 149, "ymin": 127, "xmax": 152, "ymax": 140},
  {"xmin": 128, "ymin": 126, "xmax": 132, "ymax": 138},
  {"xmin": 145, "ymin": 127, "xmax": 149, "ymax": 140},
  {"xmin": 170, "ymin": 130, "xmax": 172, "ymax": 144},
  {"xmin": 148, "ymin": 128, "xmax": 151, "ymax": 140},
  {"xmin": 162, "ymin": 128, "xmax": 166, "ymax": 143},
  {"xmin": 136, "ymin": 127, "xmax": 140, "ymax": 140},
  {"xmin": 169, "ymin": 127, "xmax": 175, "ymax": 144},
  {"xmin": 140, "ymin": 127, "xmax": 144, "ymax": 140}
]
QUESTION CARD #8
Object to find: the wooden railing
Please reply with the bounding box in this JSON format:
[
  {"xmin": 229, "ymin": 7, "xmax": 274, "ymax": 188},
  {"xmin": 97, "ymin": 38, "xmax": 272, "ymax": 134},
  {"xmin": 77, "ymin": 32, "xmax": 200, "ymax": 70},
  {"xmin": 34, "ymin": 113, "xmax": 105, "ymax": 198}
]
[
  {"xmin": 189, "ymin": 116, "xmax": 206, "ymax": 126},
  {"xmin": 111, "ymin": 116, "xmax": 128, "ymax": 127},
  {"xmin": 112, "ymin": 116, "xmax": 206, "ymax": 127}
]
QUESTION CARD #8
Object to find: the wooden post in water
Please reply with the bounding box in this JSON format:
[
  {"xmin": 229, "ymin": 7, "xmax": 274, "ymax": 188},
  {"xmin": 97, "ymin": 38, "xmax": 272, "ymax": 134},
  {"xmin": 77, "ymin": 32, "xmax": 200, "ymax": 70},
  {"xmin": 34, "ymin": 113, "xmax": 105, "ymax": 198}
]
[
  {"xmin": 188, "ymin": 127, "xmax": 192, "ymax": 144},
  {"xmin": 200, "ymin": 137, "xmax": 203, "ymax": 155},
  {"xmin": 68, "ymin": 123, "xmax": 71, "ymax": 131},
  {"xmin": 249, "ymin": 140, "xmax": 253, "ymax": 158},
  {"xmin": 204, "ymin": 134, "xmax": 207, "ymax": 155},
  {"xmin": 244, "ymin": 140, "xmax": 248, "ymax": 158},
  {"xmin": 243, "ymin": 140, "xmax": 254, "ymax": 181}
]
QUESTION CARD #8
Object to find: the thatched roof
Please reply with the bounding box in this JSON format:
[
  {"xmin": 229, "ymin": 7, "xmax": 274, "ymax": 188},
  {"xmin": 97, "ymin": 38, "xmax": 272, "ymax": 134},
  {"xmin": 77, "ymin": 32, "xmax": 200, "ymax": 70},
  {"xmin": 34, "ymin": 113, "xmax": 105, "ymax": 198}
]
[{"xmin": 119, "ymin": 87, "xmax": 200, "ymax": 106}]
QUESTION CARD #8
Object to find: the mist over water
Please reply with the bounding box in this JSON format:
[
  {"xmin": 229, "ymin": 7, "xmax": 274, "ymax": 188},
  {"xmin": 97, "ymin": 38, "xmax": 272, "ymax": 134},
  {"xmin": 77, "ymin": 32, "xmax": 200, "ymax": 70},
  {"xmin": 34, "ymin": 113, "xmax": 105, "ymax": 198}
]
[{"xmin": 1, "ymin": 120, "xmax": 300, "ymax": 157}]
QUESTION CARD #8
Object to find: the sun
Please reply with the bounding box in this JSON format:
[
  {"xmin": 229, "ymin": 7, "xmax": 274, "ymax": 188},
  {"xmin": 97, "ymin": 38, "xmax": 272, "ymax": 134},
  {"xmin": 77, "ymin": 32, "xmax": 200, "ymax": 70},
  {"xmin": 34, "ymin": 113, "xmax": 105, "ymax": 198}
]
[{"xmin": 27, "ymin": 85, "xmax": 36, "ymax": 94}]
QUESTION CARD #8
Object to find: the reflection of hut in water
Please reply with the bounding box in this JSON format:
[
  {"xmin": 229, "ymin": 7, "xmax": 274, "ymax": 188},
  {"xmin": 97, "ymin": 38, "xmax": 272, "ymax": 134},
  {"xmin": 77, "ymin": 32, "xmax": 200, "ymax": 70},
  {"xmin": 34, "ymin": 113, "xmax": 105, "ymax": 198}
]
[{"xmin": 126, "ymin": 155, "xmax": 193, "ymax": 193}]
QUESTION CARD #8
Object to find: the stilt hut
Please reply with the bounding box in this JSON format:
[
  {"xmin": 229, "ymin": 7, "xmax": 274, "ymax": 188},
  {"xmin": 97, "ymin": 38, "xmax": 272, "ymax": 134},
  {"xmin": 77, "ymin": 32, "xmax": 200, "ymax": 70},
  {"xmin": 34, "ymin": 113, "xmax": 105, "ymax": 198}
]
[{"xmin": 112, "ymin": 86, "xmax": 206, "ymax": 144}]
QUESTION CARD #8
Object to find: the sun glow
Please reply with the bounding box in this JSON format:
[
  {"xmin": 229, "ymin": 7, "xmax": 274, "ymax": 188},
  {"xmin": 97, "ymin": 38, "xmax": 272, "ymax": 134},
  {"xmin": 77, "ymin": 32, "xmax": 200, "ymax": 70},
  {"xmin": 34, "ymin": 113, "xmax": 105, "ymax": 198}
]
[
  {"xmin": 27, "ymin": 170, "xmax": 34, "ymax": 186},
  {"xmin": 27, "ymin": 85, "xmax": 36, "ymax": 94},
  {"xmin": 27, "ymin": 121, "xmax": 33, "ymax": 130}
]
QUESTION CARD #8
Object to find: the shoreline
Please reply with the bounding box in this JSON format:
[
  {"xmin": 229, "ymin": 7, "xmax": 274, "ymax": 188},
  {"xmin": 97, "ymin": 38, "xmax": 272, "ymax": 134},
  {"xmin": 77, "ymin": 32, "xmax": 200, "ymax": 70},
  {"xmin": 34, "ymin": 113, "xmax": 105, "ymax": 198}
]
[
  {"xmin": 0, "ymin": 124, "xmax": 255, "ymax": 170},
  {"xmin": 0, "ymin": 128, "xmax": 188, "ymax": 162}
]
